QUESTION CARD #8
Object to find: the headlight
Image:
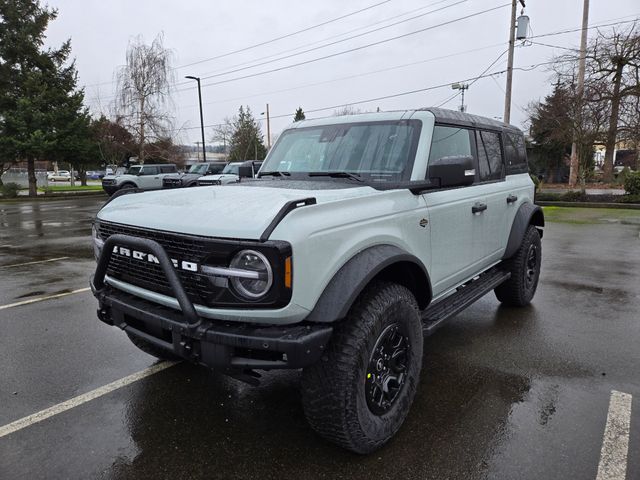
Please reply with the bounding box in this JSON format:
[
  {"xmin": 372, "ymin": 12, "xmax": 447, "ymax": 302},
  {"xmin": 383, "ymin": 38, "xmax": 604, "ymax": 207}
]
[
  {"xmin": 229, "ymin": 249, "xmax": 273, "ymax": 299},
  {"xmin": 91, "ymin": 224, "xmax": 104, "ymax": 260}
]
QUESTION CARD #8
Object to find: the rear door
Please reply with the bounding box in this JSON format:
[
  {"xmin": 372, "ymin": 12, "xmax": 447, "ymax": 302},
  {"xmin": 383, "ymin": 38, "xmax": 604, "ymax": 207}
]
[
  {"xmin": 139, "ymin": 166, "xmax": 159, "ymax": 189},
  {"xmin": 422, "ymin": 124, "xmax": 487, "ymax": 295},
  {"xmin": 474, "ymin": 129, "xmax": 509, "ymax": 263}
]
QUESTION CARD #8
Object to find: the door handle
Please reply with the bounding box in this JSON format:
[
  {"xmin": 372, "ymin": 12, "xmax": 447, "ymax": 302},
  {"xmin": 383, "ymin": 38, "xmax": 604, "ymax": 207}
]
[
  {"xmin": 472, "ymin": 202, "xmax": 487, "ymax": 214},
  {"xmin": 507, "ymin": 194, "xmax": 518, "ymax": 204}
]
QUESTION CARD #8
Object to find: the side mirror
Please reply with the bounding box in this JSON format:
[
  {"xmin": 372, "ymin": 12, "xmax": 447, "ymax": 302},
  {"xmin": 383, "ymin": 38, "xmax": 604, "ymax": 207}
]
[
  {"xmin": 428, "ymin": 155, "xmax": 475, "ymax": 188},
  {"xmin": 238, "ymin": 166, "xmax": 253, "ymax": 179}
]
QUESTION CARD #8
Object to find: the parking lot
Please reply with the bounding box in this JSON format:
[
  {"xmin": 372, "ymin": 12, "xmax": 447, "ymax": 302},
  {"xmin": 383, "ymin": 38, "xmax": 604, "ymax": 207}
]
[{"xmin": 1, "ymin": 197, "xmax": 639, "ymax": 479}]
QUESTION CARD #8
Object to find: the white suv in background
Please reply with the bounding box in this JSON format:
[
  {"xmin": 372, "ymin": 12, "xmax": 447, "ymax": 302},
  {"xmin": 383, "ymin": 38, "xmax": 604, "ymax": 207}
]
[
  {"xmin": 197, "ymin": 160, "xmax": 262, "ymax": 186},
  {"xmin": 101, "ymin": 164, "xmax": 178, "ymax": 195}
]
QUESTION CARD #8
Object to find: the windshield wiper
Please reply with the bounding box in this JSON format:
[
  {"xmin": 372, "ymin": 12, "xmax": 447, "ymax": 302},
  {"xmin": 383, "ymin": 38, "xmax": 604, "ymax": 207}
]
[
  {"xmin": 259, "ymin": 171, "xmax": 291, "ymax": 178},
  {"xmin": 308, "ymin": 171, "xmax": 364, "ymax": 182}
]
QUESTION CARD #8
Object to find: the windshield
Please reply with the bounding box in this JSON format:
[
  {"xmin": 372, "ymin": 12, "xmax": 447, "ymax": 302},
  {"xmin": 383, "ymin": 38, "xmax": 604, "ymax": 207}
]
[
  {"xmin": 222, "ymin": 163, "xmax": 240, "ymax": 175},
  {"xmin": 126, "ymin": 166, "xmax": 141, "ymax": 175},
  {"xmin": 188, "ymin": 164, "xmax": 209, "ymax": 174},
  {"xmin": 260, "ymin": 120, "xmax": 421, "ymax": 182}
]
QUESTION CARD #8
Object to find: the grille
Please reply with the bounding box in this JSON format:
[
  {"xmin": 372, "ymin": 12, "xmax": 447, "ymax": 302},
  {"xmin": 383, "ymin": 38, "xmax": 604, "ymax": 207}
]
[
  {"xmin": 97, "ymin": 222, "xmax": 220, "ymax": 307},
  {"xmin": 163, "ymin": 178, "xmax": 182, "ymax": 187}
]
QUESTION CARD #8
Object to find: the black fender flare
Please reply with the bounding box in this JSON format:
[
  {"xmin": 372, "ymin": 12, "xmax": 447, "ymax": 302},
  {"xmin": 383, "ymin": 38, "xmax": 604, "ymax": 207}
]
[
  {"xmin": 503, "ymin": 202, "xmax": 544, "ymax": 260},
  {"xmin": 305, "ymin": 245, "xmax": 432, "ymax": 323}
]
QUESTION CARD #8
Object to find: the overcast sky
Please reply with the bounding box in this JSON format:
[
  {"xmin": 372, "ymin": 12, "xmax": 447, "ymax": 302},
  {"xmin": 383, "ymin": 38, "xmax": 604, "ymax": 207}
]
[{"xmin": 43, "ymin": 0, "xmax": 639, "ymax": 145}]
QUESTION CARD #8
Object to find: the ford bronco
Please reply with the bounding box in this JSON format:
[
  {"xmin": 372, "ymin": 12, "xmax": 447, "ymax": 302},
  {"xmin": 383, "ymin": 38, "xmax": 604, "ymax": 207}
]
[
  {"xmin": 101, "ymin": 163, "xmax": 178, "ymax": 195},
  {"xmin": 91, "ymin": 108, "xmax": 543, "ymax": 453}
]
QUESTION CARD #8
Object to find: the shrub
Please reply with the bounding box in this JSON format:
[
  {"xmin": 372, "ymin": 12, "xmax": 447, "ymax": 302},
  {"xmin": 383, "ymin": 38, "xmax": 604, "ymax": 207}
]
[
  {"xmin": 616, "ymin": 194, "xmax": 640, "ymax": 204},
  {"xmin": 623, "ymin": 172, "xmax": 640, "ymax": 195},
  {"xmin": 560, "ymin": 190, "xmax": 585, "ymax": 202},
  {"xmin": 0, "ymin": 182, "xmax": 21, "ymax": 199}
]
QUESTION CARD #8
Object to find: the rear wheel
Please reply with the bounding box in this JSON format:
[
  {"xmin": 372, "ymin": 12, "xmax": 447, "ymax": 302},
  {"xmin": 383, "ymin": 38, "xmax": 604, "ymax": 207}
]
[
  {"xmin": 301, "ymin": 282, "xmax": 423, "ymax": 454},
  {"xmin": 495, "ymin": 225, "xmax": 542, "ymax": 306},
  {"xmin": 126, "ymin": 332, "xmax": 179, "ymax": 360}
]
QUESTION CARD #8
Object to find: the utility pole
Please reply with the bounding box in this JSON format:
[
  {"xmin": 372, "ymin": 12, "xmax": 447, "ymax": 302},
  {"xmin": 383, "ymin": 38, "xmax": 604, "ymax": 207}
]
[
  {"xmin": 264, "ymin": 104, "xmax": 272, "ymax": 149},
  {"xmin": 195, "ymin": 141, "xmax": 202, "ymax": 162},
  {"xmin": 569, "ymin": 0, "xmax": 590, "ymax": 187},
  {"xmin": 503, "ymin": 0, "xmax": 525, "ymax": 124},
  {"xmin": 185, "ymin": 75, "xmax": 207, "ymax": 163}
]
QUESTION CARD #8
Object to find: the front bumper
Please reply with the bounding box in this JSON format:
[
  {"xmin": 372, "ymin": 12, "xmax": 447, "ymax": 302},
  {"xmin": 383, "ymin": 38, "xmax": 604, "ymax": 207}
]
[
  {"xmin": 91, "ymin": 234, "xmax": 332, "ymax": 371},
  {"xmin": 102, "ymin": 184, "xmax": 118, "ymax": 195}
]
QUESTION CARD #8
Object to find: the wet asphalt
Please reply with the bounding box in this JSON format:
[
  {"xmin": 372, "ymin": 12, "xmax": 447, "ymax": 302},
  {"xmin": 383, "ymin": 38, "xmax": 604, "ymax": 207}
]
[{"xmin": 0, "ymin": 197, "xmax": 639, "ymax": 480}]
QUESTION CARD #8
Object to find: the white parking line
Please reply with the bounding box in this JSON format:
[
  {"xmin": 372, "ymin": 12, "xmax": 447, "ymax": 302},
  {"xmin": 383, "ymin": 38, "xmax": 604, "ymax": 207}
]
[
  {"xmin": 0, "ymin": 287, "xmax": 91, "ymax": 311},
  {"xmin": 0, "ymin": 256, "xmax": 69, "ymax": 269},
  {"xmin": 596, "ymin": 390, "xmax": 633, "ymax": 480},
  {"xmin": 0, "ymin": 361, "xmax": 177, "ymax": 439}
]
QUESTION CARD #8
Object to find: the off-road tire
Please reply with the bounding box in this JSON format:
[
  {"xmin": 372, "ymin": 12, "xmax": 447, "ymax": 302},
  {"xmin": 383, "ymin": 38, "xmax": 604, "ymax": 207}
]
[
  {"xmin": 119, "ymin": 182, "xmax": 136, "ymax": 190},
  {"xmin": 126, "ymin": 332, "xmax": 179, "ymax": 360},
  {"xmin": 495, "ymin": 225, "xmax": 542, "ymax": 306},
  {"xmin": 301, "ymin": 281, "xmax": 423, "ymax": 454}
]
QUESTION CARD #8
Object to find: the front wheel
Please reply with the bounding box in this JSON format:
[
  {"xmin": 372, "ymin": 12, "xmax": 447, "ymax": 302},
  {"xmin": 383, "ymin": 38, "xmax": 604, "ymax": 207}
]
[
  {"xmin": 495, "ymin": 225, "xmax": 542, "ymax": 306},
  {"xmin": 301, "ymin": 282, "xmax": 423, "ymax": 454}
]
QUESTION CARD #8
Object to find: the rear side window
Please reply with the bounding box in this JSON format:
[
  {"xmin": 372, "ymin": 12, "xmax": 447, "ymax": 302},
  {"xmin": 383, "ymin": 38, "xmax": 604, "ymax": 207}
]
[
  {"xmin": 476, "ymin": 130, "xmax": 504, "ymax": 182},
  {"xmin": 503, "ymin": 132, "xmax": 528, "ymax": 174},
  {"xmin": 428, "ymin": 125, "xmax": 472, "ymax": 163},
  {"xmin": 142, "ymin": 166, "xmax": 159, "ymax": 175},
  {"xmin": 159, "ymin": 165, "xmax": 176, "ymax": 173}
]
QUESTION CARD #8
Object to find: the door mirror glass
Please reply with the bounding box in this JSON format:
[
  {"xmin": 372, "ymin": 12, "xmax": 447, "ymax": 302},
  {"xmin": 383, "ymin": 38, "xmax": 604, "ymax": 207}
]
[{"xmin": 428, "ymin": 155, "xmax": 475, "ymax": 188}]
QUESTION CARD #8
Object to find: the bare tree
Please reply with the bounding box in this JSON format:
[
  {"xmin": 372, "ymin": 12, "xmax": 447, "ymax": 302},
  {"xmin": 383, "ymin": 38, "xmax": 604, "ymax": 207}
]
[
  {"xmin": 210, "ymin": 117, "xmax": 234, "ymax": 159},
  {"xmin": 333, "ymin": 105, "xmax": 364, "ymax": 116},
  {"xmin": 552, "ymin": 22, "xmax": 640, "ymax": 182},
  {"xmin": 115, "ymin": 34, "xmax": 174, "ymax": 164}
]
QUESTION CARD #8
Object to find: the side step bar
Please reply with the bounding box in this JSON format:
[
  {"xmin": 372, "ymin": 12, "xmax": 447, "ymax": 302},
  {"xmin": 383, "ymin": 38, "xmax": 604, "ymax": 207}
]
[{"xmin": 422, "ymin": 268, "xmax": 511, "ymax": 336}]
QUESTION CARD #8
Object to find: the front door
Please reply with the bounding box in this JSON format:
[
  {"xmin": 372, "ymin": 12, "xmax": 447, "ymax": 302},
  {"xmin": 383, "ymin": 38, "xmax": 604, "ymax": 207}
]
[{"xmin": 422, "ymin": 125, "xmax": 486, "ymax": 296}]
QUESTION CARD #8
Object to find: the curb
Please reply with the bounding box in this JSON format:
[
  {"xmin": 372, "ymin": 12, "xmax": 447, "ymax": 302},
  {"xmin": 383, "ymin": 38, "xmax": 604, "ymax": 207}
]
[
  {"xmin": 537, "ymin": 201, "xmax": 640, "ymax": 210},
  {"xmin": 1, "ymin": 192, "xmax": 107, "ymax": 203}
]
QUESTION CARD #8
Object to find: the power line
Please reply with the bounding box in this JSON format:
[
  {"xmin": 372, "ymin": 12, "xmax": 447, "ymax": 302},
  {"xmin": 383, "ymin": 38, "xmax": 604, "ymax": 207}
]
[
  {"xmin": 179, "ymin": 0, "xmax": 468, "ymax": 85},
  {"xmin": 177, "ymin": 3, "xmax": 511, "ymax": 92},
  {"xmin": 179, "ymin": 60, "xmax": 558, "ymax": 132},
  {"xmin": 175, "ymin": 42, "xmax": 507, "ymax": 111},
  {"xmin": 82, "ymin": 0, "xmax": 394, "ymax": 88},
  {"xmin": 174, "ymin": 0, "xmax": 394, "ymax": 69},
  {"xmin": 186, "ymin": 0, "xmax": 459, "ymax": 81}
]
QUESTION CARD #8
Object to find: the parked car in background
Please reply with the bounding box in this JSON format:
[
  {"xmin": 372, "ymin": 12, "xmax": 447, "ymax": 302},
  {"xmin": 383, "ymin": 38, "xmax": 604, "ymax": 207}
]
[
  {"xmin": 197, "ymin": 160, "xmax": 262, "ymax": 186},
  {"xmin": 162, "ymin": 162, "xmax": 227, "ymax": 188},
  {"xmin": 101, "ymin": 164, "xmax": 178, "ymax": 195},
  {"xmin": 86, "ymin": 171, "xmax": 107, "ymax": 180},
  {"xmin": 47, "ymin": 170, "xmax": 71, "ymax": 182}
]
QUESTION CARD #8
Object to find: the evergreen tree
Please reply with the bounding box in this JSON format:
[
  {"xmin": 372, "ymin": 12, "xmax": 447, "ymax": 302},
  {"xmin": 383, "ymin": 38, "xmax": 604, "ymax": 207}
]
[
  {"xmin": 293, "ymin": 107, "xmax": 306, "ymax": 122},
  {"xmin": 228, "ymin": 106, "xmax": 267, "ymax": 161},
  {"xmin": 0, "ymin": 0, "xmax": 89, "ymax": 195}
]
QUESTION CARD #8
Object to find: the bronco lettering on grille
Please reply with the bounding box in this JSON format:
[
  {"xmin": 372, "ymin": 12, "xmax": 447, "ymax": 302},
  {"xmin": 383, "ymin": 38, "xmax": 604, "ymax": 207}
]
[{"xmin": 112, "ymin": 246, "xmax": 198, "ymax": 272}]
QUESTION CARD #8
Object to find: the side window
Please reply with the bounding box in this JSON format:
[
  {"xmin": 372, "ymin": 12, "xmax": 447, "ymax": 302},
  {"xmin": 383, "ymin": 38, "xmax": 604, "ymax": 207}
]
[
  {"xmin": 504, "ymin": 132, "xmax": 528, "ymax": 174},
  {"xmin": 142, "ymin": 166, "xmax": 159, "ymax": 175},
  {"xmin": 428, "ymin": 125, "xmax": 472, "ymax": 165},
  {"xmin": 159, "ymin": 165, "xmax": 174, "ymax": 174},
  {"xmin": 476, "ymin": 130, "xmax": 504, "ymax": 182}
]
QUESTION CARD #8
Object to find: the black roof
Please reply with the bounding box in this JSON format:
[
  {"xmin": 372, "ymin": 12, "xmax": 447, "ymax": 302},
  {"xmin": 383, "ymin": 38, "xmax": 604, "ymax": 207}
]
[{"xmin": 420, "ymin": 107, "xmax": 521, "ymax": 133}]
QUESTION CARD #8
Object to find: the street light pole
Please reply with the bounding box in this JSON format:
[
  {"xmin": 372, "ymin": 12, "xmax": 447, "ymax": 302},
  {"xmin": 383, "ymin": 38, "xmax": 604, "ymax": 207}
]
[
  {"xmin": 266, "ymin": 103, "xmax": 271, "ymax": 149},
  {"xmin": 185, "ymin": 75, "xmax": 206, "ymax": 163}
]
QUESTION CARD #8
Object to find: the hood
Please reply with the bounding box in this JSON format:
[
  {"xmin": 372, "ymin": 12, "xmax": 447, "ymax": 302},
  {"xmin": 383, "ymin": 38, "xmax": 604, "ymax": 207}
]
[{"xmin": 97, "ymin": 183, "xmax": 378, "ymax": 239}]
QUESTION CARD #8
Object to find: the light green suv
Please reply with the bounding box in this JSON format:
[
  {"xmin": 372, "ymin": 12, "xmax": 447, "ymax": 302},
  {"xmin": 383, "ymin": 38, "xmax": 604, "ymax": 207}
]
[{"xmin": 91, "ymin": 108, "xmax": 543, "ymax": 453}]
